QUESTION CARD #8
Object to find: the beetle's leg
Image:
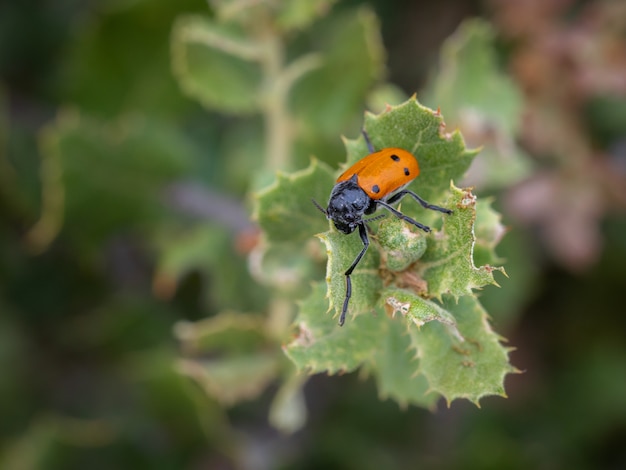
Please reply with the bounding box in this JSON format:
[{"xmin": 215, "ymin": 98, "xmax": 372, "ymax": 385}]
[
  {"xmin": 363, "ymin": 213, "xmax": 386, "ymax": 226},
  {"xmin": 340, "ymin": 223, "xmax": 370, "ymax": 326},
  {"xmin": 376, "ymin": 200, "xmax": 432, "ymax": 233},
  {"xmin": 386, "ymin": 190, "xmax": 453, "ymax": 215},
  {"xmin": 361, "ymin": 129, "xmax": 376, "ymax": 154}
]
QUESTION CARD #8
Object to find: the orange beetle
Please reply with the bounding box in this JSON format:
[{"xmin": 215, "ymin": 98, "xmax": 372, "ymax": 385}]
[
  {"xmin": 336, "ymin": 147, "xmax": 420, "ymax": 200},
  {"xmin": 313, "ymin": 131, "xmax": 452, "ymax": 326}
]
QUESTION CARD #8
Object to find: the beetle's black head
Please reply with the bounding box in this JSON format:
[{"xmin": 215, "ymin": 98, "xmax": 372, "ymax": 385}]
[{"xmin": 326, "ymin": 175, "xmax": 373, "ymax": 234}]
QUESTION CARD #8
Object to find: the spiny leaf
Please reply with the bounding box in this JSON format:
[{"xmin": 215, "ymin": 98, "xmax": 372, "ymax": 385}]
[
  {"xmin": 381, "ymin": 287, "xmax": 460, "ymax": 336},
  {"xmin": 317, "ymin": 230, "xmax": 381, "ymax": 322},
  {"xmin": 417, "ymin": 183, "xmax": 505, "ymax": 300},
  {"xmin": 277, "ymin": 97, "xmax": 515, "ymax": 408},
  {"xmin": 367, "ymin": 319, "xmax": 437, "ymax": 409},
  {"xmin": 376, "ymin": 216, "xmax": 427, "ymax": 272},
  {"xmin": 284, "ymin": 283, "xmax": 383, "ymax": 374},
  {"xmin": 408, "ymin": 295, "xmax": 516, "ymax": 405},
  {"xmin": 254, "ymin": 158, "xmax": 335, "ymax": 243}
]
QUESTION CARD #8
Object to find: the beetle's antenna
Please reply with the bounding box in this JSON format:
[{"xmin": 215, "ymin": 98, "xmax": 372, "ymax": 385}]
[
  {"xmin": 361, "ymin": 129, "xmax": 375, "ymax": 154},
  {"xmin": 311, "ymin": 198, "xmax": 328, "ymax": 217}
]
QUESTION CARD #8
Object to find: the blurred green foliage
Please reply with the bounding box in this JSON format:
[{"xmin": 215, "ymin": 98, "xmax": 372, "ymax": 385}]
[{"xmin": 1, "ymin": 0, "xmax": 626, "ymax": 469}]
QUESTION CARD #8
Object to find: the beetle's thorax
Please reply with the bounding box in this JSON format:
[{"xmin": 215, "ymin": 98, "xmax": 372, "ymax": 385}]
[{"xmin": 326, "ymin": 175, "xmax": 374, "ymax": 234}]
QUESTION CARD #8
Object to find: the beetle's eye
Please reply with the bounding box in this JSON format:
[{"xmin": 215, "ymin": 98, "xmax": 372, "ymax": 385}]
[{"xmin": 352, "ymin": 199, "xmax": 367, "ymax": 211}]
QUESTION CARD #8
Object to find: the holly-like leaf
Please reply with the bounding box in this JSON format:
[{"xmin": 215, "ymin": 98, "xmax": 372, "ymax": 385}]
[
  {"xmin": 284, "ymin": 283, "xmax": 382, "ymax": 374},
  {"xmin": 274, "ymin": 97, "xmax": 515, "ymax": 408},
  {"xmin": 367, "ymin": 319, "xmax": 437, "ymax": 409},
  {"xmin": 376, "ymin": 216, "xmax": 427, "ymax": 272},
  {"xmin": 253, "ymin": 158, "xmax": 335, "ymax": 243},
  {"xmin": 317, "ymin": 230, "xmax": 381, "ymax": 322},
  {"xmin": 417, "ymin": 184, "xmax": 505, "ymax": 300},
  {"xmin": 381, "ymin": 287, "xmax": 460, "ymax": 335},
  {"xmin": 408, "ymin": 295, "xmax": 517, "ymax": 405}
]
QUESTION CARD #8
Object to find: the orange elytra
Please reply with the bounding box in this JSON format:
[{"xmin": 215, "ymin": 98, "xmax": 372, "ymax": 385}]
[{"xmin": 336, "ymin": 147, "xmax": 420, "ymax": 200}]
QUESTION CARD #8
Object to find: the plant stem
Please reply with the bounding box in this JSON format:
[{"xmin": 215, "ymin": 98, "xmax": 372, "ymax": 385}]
[{"xmin": 260, "ymin": 29, "xmax": 291, "ymax": 172}]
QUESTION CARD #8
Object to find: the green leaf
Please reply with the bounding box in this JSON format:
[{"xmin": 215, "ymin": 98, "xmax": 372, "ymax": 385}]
[
  {"xmin": 417, "ymin": 184, "xmax": 505, "ymax": 300},
  {"xmin": 367, "ymin": 319, "xmax": 437, "ymax": 409},
  {"xmin": 381, "ymin": 288, "xmax": 460, "ymax": 335},
  {"xmin": 171, "ymin": 15, "xmax": 263, "ymax": 114},
  {"xmin": 253, "ymin": 158, "xmax": 335, "ymax": 243},
  {"xmin": 287, "ymin": 286, "xmax": 514, "ymax": 407},
  {"xmin": 284, "ymin": 283, "xmax": 382, "ymax": 374},
  {"xmin": 276, "ymin": 98, "xmax": 515, "ymax": 408},
  {"xmin": 424, "ymin": 19, "xmax": 532, "ymax": 188},
  {"xmin": 287, "ymin": 283, "xmax": 463, "ymax": 403},
  {"xmin": 317, "ymin": 230, "xmax": 381, "ymax": 321},
  {"xmin": 376, "ymin": 216, "xmax": 427, "ymax": 272},
  {"xmin": 407, "ymin": 295, "xmax": 516, "ymax": 405}
]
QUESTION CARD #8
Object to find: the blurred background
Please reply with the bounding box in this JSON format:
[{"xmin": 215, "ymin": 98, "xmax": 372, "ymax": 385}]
[{"xmin": 1, "ymin": 0, "xmax": 626, "ymax": 468}]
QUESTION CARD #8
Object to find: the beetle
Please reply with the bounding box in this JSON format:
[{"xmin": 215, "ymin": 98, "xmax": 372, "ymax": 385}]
[{"xmin": 313, "ymin": 131, "xmax": 452, "ymax": 326}]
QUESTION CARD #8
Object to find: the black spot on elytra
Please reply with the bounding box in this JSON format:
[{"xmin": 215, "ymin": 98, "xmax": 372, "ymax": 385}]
[
  {"xmin": 390, "ymin": 154, "xmax": 400, "ymax": 162},
  {"xmin": 404, "ymin": 167, "xmax": 410, "ymax": 176},
  {"xmin": 372, "ymin": 184, "xmax": 380, "ymax": 193}
]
